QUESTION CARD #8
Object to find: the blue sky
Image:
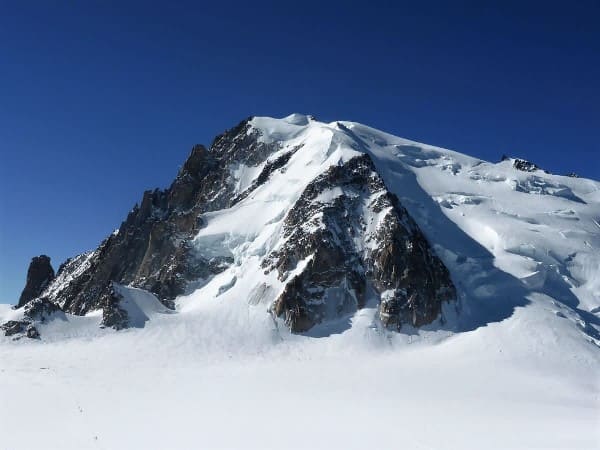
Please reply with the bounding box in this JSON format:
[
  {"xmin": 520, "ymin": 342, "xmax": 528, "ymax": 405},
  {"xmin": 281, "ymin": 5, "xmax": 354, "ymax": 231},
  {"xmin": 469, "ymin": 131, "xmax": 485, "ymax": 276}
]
[{"xmin": 0, "ymin": 1, "xmax": 598, "ymax": 303}]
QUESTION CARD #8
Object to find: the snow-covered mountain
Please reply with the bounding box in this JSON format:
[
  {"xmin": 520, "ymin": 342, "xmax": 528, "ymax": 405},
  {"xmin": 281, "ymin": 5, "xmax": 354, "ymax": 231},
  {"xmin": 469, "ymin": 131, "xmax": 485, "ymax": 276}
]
[{"xmin": 1, "ymin": 114, "xmax": 598, "ymax": 449}]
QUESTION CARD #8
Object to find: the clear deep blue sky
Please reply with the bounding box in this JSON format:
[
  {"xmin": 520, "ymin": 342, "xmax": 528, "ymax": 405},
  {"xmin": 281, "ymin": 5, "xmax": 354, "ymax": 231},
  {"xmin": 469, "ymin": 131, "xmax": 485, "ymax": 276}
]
[{"xmin": 0, "ymin": 1, "xmax": 598, "ymax": 303}]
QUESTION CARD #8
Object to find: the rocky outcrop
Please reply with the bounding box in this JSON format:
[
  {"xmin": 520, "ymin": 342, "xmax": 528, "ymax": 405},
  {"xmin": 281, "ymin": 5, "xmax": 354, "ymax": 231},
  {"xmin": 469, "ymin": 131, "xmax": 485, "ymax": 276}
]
[
  {"xmin": 1, "ymin": 320, "xmax": 39, "ymax": 339},
  {"xmin": 24, "ymin": 297, "xmax": 61, "ymax": 322},
  {"xmin": 1, "ymin": 298, "xmax": 60, "ymax": 339},
  {"xmin": 513, "ymin": 158, "xmax": 542, "ymax": 172},
  {"xmin": 17, "ymin": 255, "xmax": 55, "ymax": 308},
  {"xmin": 1, "ymin": 320, "xmax": 28, "ymax": 337},
  {"xmin": 263, "ymin": 154, "xmax": 455, "ymax": 332},
  {"xmin": 501, "ymin": 155, "xmax": 547, "ymax": 173},
  {"xmin": 99, "ymin": 284, "xmax": 129, "ymax": 330}
]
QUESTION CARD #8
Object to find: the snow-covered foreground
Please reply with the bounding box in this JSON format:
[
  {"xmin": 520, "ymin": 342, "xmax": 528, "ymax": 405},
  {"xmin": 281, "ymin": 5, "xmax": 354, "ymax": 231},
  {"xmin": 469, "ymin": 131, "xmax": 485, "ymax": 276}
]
[
  {"xmin": 1, "ymin": 115, "xmax": 599, "ymax": 449},
  {"xmin": 0, "ymin": 299, "xmax": 598, "ymax": 450}
]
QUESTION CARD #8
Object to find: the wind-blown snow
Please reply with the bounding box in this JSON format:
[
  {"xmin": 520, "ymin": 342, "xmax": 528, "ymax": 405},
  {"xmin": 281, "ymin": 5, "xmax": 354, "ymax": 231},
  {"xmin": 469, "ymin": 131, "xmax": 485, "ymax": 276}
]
[{"xmin": 1, "ymin": 115, "xmax": 598, "ymax": 449}]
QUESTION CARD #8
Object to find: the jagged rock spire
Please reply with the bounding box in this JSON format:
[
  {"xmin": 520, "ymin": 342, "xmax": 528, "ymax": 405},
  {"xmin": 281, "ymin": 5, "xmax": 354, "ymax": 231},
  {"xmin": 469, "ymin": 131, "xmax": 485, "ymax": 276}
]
[{"xmin": 17, "ymin": 255, "xmax": 55, "ymax": 307}]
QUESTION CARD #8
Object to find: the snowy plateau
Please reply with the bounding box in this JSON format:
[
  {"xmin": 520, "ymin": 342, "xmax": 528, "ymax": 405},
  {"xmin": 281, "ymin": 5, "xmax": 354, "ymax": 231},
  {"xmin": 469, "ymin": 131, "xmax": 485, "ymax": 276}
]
[{"xmin": 1, "ymin": 114, "xmax": 599, "ymax": 450}]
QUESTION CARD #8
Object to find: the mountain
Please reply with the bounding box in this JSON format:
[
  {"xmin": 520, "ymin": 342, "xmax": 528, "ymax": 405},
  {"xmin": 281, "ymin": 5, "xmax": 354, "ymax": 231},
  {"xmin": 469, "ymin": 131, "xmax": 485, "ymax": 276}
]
[
  {"xmin": 5, "ymin": 113, "xmax": 599, "ymax": 340},
  {"xmin": 5, "ymin": 114, "xmax": 458, "ymax": 337},
  {"xmin": 1, "ymin": 114, "xmax": 598, "ymax": 449}
]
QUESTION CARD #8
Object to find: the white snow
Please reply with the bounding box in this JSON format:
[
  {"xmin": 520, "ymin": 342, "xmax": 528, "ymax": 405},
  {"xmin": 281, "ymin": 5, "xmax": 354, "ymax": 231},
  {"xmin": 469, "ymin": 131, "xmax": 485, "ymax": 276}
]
[
  {"xmin": 230, "ymin": 161, "xmax": 266, "ymax": 194},
  {"xmin": 113, "ymin": 284, "xmax": 173, "ymax": 328},
  {"xmin": 1, "ymin": 115, "xmax": 599, "ymax": 449}
]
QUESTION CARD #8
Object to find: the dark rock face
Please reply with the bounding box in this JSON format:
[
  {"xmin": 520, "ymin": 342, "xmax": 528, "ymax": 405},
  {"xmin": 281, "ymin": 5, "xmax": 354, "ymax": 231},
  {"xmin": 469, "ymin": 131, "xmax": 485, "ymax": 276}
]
[
  {"xmin": 1, "ymin": 320, "xmax": 27, "ymax": 337},
  {"xmin": 11, "ymin": 118, "xmax": 282, "ymax": 330},
  {"xmin": 24, "ymin": 297, "xmax": 61, "ymax": 322},
  {"xmin": 263, "ymin": 154, "xmax": 455, "ymax": 332},
  {"xmin": 100, "ymin": 284, "xmax": 129, "ymax": 330},
  {"xmin": 513, "ymin": 158, "xmax": 542, "ymax": 173},
  {"xmin": 513, "ymin": 159, "xmax": 539, "ymax": 172},
  {"xmin": 369, "ymin": 199, "xmax": 455, "ymax": 329},
  {"xmin": 1, "ymin": 298, "xmax": 61, "ymax": 339},
  {"xmin": 17, "ymin": 255, "xmax": 55, "ymax": 308},
  {"xmin": 502, "ymin": 156, "xmax": 556, "ymax": 175},
  {"xmin": 26, "ymin": 326, "xmax": 40, "ymax": 339},
  {"xmin": 0, "ymin": 320, "xmax": 39, "ymax": 340}
]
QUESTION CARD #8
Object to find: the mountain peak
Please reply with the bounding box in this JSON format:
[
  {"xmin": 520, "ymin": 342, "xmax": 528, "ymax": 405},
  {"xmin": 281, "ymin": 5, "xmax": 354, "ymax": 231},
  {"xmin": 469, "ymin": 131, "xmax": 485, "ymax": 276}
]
[
  {"xmin": 17, "ymin": 255, "xmax": 54, "ymax": 308},
  {"xmin": 282, "ymin": 113, "xmax": 314, "ymax": 125},
  {"xmin": 4, "ymin": 115, "xmax": 599, "ymax": 347}
]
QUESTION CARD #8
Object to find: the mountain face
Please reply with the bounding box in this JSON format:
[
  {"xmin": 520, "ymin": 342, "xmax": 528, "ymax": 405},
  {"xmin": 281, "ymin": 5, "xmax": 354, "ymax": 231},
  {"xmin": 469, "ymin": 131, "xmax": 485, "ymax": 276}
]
[
  {"xmin": 5, "ymin": 114, "xmax": 599, "ymax": 345},
  {"xmin": 262, "ymin": 154, "xmax": 454, "ymax": 331},
  {"xmin": 7, "ymin": 114, "xmax": 456, "ymax": 336},
  {"xmin": 42, "ymin": 120, "xmax": 279, "ymax": 323}
]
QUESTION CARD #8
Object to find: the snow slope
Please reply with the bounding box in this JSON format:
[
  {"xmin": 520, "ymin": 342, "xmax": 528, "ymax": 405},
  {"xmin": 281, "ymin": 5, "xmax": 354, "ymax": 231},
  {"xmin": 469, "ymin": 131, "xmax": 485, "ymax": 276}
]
[{"xmin": 1, "ymin": 114, "xmax": 598, "ymax": 449}]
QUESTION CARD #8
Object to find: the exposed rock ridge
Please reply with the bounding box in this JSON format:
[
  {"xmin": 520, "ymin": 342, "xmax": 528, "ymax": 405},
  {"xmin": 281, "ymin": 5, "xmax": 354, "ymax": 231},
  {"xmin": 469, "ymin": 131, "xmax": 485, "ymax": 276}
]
[
  {"xmin": 17, "ymin": 255, "xmax": 55, "ymax": 308},
  {"xmin": 263, "ymin": 153, "xmax": 455, "ymax": 332},
  {"xmin": 13, "ymin": 118, "xmax": 282, "ymax": 327},
  {"xmin": 501, "ymin": 155, "xmax": 548, "ymax": 173}
]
